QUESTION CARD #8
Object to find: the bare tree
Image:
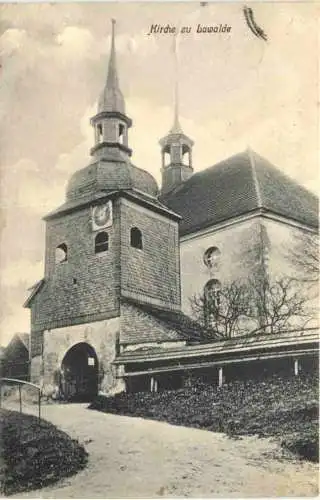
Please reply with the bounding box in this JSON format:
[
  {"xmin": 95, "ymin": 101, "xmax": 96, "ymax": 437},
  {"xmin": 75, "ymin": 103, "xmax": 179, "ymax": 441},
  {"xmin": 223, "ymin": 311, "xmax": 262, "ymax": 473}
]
[
  {"xmin": 288, "ymin": 230, "xmax": 319, "ymax": 284},
  {"xmin": 247, "ymin": 276, "xmax": 314, "ymax": 335},
  {"xmin": 190, "ymin": 277, "xmax": 314, "ymax": 341},
  {"xmin": 190, "ymin": 281, "xmax": 253, "ymax": 339}
]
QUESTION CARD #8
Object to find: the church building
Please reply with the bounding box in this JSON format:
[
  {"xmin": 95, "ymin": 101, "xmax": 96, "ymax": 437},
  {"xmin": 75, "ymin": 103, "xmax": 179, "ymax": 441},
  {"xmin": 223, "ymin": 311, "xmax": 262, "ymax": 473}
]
[{"xmin": 25, "ymin": 21, "xmax": 318, "ymax": 399}]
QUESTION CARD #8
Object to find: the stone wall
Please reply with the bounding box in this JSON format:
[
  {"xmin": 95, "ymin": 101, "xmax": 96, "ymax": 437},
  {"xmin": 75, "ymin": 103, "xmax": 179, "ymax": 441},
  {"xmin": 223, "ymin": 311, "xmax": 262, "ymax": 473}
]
[
  {"xmin": 31, "ymin": 317, "xmax": 123, "ymax": 396},
  {"xmin": 30, "ymin": 355, "xmax": 42, "ymax": 385}
]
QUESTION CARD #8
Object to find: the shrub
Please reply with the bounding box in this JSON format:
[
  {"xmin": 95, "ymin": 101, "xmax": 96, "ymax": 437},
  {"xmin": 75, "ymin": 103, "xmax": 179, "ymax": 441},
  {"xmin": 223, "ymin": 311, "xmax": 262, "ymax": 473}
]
[
  {"xmin": 1, "ymin": 409, "xmax": 88, "ymax": 496},
  {"xmin": 89, "ymin": 373, "xmax": 318, "ymax": 462}
]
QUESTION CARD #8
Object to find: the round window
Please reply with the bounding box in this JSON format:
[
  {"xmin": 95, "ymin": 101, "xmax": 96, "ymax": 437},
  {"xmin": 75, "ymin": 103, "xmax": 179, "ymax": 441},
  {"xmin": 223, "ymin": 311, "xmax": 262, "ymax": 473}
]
[{"xmin": 203, "ymin": 246, "xmax": 221, "ymax": 269}]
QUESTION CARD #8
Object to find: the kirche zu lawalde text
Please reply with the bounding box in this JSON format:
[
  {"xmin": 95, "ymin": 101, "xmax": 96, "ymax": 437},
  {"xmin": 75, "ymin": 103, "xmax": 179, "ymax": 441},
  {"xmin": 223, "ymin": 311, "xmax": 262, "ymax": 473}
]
[{"xmin": 147, "ymin": 23, "xmax": 232, "ymax": 35}]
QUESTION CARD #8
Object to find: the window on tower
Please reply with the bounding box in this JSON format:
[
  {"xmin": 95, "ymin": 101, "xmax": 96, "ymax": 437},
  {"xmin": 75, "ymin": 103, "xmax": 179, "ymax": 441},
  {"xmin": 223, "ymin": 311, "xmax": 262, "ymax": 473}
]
[
  {"xmin": 182, "ymin": 144, "xmax": 190, "ymax": 166},
  {"xmin": 118, "ymin": 123, "xmax": 125, "ymax": 145},
  {"xmin": 130, "ymin": 227, "xmax": 143, "ymax": 250},
  {"xmin": 95, "ymin": 232, "xmax": 109, "ymax": 253},
  {"xmin": 97, "ymin": 124, "xmax": 103, "ymax": 143},
  {"xmin": 55, "ymin": 243, "xmax": 68, "ymax": 264}
]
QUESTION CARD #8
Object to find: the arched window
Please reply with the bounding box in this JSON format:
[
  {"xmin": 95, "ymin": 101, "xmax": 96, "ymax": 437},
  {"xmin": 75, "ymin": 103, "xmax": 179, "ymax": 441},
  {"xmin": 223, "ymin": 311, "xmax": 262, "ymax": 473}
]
[
  {"xmin": 204, "ymin": 279, "xmax": 221, "ymax": 322},
  {"xmin": 130, "ymin": 227, "xmax": 143, "ymax": 250},
  {"xmin": 203, "ymin": 246, "xmax": 221, "ymax": 269},
  {"xmin": 95, "ymin": 232, "xmax": 109, "ymax": 254},
  {"xmin": 55, "ymin": 243, "xmax": 68, "ymax": 264}
]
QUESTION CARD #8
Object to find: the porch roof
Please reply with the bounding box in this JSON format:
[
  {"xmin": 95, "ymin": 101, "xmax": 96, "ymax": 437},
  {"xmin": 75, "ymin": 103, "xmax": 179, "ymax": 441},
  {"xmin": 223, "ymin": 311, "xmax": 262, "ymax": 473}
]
[{"xmin": 113, "ymin": 328, "xmax": 319, "ymax": 366}]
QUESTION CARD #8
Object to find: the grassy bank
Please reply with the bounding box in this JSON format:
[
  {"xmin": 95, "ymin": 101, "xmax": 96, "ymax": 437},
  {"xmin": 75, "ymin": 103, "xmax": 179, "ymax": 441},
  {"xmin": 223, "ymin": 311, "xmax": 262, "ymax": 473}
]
[
  {"xmin": 90, "ymin": 373, "xmax": 318, "ymax": 462},
  {"xmin": 0, "ymin": 409, "xmax": 88, "ymax": 496}
]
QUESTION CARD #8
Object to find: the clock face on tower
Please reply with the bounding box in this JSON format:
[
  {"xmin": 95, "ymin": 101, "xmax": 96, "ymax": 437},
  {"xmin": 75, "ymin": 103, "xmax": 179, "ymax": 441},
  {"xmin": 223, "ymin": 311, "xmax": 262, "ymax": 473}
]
[{"xmin": 91, "ymin": 201, "xmax": 113, "ymax": 231}]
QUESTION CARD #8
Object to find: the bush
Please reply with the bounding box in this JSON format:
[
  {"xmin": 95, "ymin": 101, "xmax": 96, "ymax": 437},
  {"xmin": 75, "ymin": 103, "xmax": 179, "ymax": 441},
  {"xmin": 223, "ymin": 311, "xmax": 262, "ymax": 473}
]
[
  {"xmin": 89, "ymin": 373, "xmax": 318, "ymax": 462},
  {"xmin": 282, "ymin": 427, "xmax": 319, "ymax": 462},
  {"xmin": 0, "ymin": 409, "xmax": 88, "ymax": 496}
]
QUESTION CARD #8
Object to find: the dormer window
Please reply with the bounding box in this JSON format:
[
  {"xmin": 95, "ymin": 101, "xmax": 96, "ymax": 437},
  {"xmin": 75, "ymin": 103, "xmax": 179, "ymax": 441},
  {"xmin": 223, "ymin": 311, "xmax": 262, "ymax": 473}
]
[
  {"xmin": 130, "ymin": 227, "xmax": 143, "ymax": 250},
  {"xmin": 55, "ymin": 243, "xmax": 68, "ymax": 264},
  {"xmin": 95, "ymin": 232, "xmax": 109, "ymax": 254}
]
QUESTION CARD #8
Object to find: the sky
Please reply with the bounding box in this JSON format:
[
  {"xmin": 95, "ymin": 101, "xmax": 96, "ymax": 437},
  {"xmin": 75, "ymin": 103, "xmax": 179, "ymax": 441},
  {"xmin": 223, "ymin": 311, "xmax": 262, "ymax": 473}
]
[{"xmin": 0, "ymin": 2, "xmax": 318, "ymax": 345}]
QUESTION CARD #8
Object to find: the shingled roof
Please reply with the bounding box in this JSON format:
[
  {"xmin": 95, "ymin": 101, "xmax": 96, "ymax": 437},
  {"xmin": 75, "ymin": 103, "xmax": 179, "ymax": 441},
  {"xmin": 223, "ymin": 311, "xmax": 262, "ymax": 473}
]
[
  {"xmin": 121, "ymin": 297, "xmax": 203, "ymax": 342},
  {"xmin": 160, "ymin": 149, "xmax": 318, "ymax": 236}
]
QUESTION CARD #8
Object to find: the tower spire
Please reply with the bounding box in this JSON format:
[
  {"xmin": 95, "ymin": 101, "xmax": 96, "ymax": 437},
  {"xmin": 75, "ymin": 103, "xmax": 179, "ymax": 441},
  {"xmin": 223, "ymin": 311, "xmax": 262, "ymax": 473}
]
[
  {"xmin": 90, "ymin": 19, "xmax": 132, "ymax": 160},
  {"xmin": 98, "ymin": 19, "xmax": 125, "ymax": 115},
  {"xmin": 106, "ymin": 20, "xmax": 119, "ymax": 94},
  {"xmin": 170, "ymin": 36, "xmax": 182, "ymax": 134},
  {"xmin": 159, "ymin": 34, "xmax": 194, "ymax": 195}
]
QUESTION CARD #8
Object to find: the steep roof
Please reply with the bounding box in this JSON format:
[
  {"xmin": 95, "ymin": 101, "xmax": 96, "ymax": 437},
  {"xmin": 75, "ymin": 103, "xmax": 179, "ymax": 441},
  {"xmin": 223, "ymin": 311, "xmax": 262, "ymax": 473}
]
[
  {"xmin": 6, "ymin": 333, "xmax": 30, "ymax": 351},
  {"xmin": 160, "ymin": 149, "xmax": 318, "ymax": 236},
  {"xmin": 16, "ymin": 333, "xmax": 30, "ymax": 350},
  {"xmin": 24, "ymin": 279, "xmax": 45, "ymax": 308}
]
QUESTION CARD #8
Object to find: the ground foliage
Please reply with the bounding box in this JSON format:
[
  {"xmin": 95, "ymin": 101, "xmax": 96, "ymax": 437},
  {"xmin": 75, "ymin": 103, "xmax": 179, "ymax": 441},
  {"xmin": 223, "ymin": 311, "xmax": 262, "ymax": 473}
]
[
  {"xmin": 90, "ymin": 373, "xmax": 319, "ymax": 462},
  {"xmin": 0, "ymin": 409, "xmax": 88, "ymax": 496}
]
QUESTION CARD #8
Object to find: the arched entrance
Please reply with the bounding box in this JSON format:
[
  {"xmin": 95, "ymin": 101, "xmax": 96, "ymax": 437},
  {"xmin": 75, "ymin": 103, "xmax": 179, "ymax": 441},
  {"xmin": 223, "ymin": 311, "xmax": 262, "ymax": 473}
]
[{"xmin": 61, "ymin": 343, "xmax": 99, "ymax": 402}]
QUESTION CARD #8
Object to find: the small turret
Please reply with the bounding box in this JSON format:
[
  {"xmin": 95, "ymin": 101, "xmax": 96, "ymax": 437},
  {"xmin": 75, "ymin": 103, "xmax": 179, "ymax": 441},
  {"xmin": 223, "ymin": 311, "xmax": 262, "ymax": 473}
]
[{"xmin": 159, "ymin": 40, "xmax": 194, "ymax": 195}]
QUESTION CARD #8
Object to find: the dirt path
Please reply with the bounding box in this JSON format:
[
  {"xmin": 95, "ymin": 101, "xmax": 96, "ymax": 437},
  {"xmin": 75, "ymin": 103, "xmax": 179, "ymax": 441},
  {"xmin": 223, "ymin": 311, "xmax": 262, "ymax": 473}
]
[{"xmin": 9, "ymin": 402, "xmax": 318, "ymax": 498}]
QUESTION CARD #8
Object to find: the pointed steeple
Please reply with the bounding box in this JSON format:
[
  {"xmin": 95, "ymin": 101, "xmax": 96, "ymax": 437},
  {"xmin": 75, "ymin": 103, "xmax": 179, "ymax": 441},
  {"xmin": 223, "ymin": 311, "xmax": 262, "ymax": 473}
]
[
  {"xmin": 90, "ymin": 19, "xmax": 132, "ymax": 160},
  {"xmin": 159, "ymin": 35, "xmax": 194, "ymax": 195},
  {"xmin": 98, "ymin": 19, "xmax": 125, "ymax": 115},
  {"xmin": 170, "ymin": 77, "xmax": 183, "ymax": 134}
]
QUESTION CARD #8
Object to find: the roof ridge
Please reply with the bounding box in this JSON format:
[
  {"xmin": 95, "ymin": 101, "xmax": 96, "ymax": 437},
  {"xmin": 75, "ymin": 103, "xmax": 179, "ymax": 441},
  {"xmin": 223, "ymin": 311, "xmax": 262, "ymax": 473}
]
[
  {"xmin": 247, "ymin": 147, "xmax": 263, "ymax": 208},
  {"xmin": 253, "ymin": 150, "xmax": 319, "ymax": 200}
]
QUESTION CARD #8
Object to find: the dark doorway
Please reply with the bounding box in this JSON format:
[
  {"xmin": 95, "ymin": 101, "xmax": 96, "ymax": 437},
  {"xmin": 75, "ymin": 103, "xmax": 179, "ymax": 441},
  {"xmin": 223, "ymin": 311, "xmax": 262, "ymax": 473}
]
[{"xmin": 61, "ymin": 343, "xmax": 98, "ymax": 402}]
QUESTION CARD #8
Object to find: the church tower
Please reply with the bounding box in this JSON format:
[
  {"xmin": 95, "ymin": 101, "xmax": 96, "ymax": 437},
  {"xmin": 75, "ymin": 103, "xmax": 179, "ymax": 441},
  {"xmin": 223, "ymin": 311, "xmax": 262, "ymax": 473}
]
[
  {"xmin": 25, "ymin": 20, "xmax": 184, "ymax": 398},
  {"xmin": 160, "ymin": 63, "xmax": 194, "ymax": 195}
]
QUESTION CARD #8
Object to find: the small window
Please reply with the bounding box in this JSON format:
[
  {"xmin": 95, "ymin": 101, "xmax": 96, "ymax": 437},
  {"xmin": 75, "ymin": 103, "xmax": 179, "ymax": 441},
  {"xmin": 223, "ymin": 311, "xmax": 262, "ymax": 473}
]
[
  {"xmin": 97, "ymin": 124, "xmax": 103, "ymax": 143},
  {"xmin": 55, "ymin": 243, "xmax": 68, "ymax": 264},
  {"xmin": 164, "ymin": 151, "xmax": 171, "ymax": 167},
  {"xmin": 95, "ymin": 232, "xmax": 109, "ymax": 253},
  {"xmin": 118, "ymin": 123, "xmax": 125, "ymax": 144},
  {"xmin": 203, "ymin": 246, "xmax": 221, "ymax": 269},
  {"xmin": 130, "ymin": 227, "xmax": 143, "ymax": 250},
  {"xmin": 88, "ymin": 357, "xmax": 95, "ymax": 366}
]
